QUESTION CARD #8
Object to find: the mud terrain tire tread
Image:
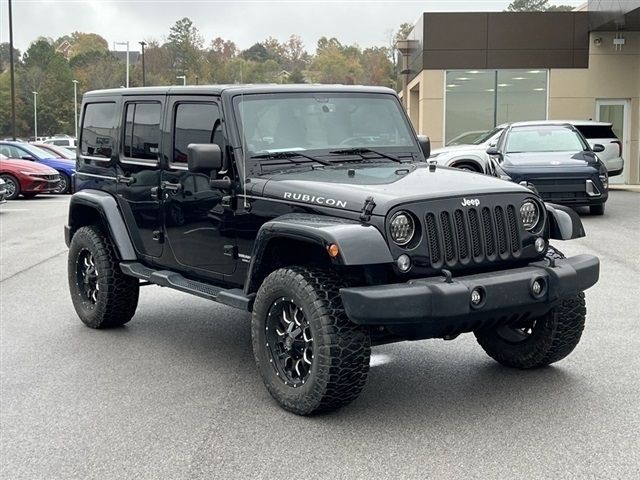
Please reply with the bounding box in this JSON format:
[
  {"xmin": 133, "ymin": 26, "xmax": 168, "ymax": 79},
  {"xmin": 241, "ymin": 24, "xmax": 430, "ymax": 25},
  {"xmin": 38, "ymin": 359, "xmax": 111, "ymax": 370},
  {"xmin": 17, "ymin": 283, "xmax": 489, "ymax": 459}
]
[{"xmin": 252, "ymin": 266, "xmax": 371, "ymax": 415}]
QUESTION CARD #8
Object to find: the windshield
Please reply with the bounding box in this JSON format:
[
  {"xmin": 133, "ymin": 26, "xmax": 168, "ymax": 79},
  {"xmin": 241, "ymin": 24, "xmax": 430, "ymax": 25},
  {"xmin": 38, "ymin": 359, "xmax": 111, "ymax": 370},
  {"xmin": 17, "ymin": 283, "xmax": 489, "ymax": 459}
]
[
  {"xmin": 24, "ymin": 144, "xmax": 56, "ymax": 159},
  {"xmin": 40, "ymin": 145, "xmax": 74, "ymax": 159},
  {"xmin": 234, "ymin": 93, "xmax": 417, "ymax": 156},
  {"xmin": 505, "ymin": 126, "xmax": 588, "ymax": 153},
  {"xmin": 472, "ymin": 128, "xmax": 503, "ymax": 145}
]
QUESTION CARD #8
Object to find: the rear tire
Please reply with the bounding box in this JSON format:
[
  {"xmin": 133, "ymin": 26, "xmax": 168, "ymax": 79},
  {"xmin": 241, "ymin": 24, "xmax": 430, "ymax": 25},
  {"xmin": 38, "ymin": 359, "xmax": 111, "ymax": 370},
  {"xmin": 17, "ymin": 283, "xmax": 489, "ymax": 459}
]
[
  {"xmin": 252, "ymin": 266, "xmax": 371, "ymax": 415},
  {"xmin": 590, "ymin": 204, "xmax": 605, "ymax": 216},
  {"xmin": 68, "ymin": 225, "xmax": 139, "ymax": 328},
  {"xmin": 0, "ymin": 175, "xmax": 20, "ymax": 200},
  {"xmin": 474, "ymin": 246, "xmax": 586, "ymax": 368}
]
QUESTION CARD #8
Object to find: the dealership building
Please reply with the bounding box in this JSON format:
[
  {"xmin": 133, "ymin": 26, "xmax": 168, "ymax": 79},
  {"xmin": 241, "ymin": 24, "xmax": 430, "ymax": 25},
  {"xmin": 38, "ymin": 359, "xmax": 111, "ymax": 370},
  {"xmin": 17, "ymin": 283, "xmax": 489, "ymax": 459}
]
[{"xmin": 398, "ymin": 0, "xmax": 640, "ymax": 184}]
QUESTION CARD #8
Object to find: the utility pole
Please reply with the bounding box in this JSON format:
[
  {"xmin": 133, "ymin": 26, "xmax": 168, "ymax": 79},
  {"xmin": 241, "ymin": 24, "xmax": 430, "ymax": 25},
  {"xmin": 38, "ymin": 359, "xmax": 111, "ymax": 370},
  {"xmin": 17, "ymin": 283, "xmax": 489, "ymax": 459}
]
[
  {"xmin": 8, "ymin": 0, "xmax": 17, "ymax": 140},
  {"xmin": 32, "ymin": 91, "xmax": 38, "ymax": 140},
  {"xmin": 139, "ymin": 41, "xmax": 147, "ymax": 86},
  {"xmin": 72, "ymin": 80, "xmax": 79, "ymax": 138}
]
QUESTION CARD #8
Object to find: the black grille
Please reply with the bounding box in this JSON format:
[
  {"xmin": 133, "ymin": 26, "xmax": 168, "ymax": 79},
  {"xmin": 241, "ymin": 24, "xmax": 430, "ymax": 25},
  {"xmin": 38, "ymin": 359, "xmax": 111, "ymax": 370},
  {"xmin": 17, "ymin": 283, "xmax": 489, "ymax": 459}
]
[{"xmin": 425, "ymin": 205, "xmax": 521, "ymax": 268}]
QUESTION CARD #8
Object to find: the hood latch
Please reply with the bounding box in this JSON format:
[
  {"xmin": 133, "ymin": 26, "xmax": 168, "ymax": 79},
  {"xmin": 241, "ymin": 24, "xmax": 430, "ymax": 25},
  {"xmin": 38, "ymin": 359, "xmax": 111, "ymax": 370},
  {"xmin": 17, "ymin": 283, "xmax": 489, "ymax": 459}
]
[{"xmin": 359, "ymin": 196, "xmax": 376, "ymax": 223}]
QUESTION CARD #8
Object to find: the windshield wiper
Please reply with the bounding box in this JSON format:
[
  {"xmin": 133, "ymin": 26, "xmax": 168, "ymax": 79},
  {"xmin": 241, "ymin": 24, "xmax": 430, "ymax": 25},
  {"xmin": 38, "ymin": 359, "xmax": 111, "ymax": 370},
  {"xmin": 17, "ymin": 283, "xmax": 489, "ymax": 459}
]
[
  {"xmin": 251, "ymin": 151, "xmax": 331, "ymax": 166},
  {"xmin": 328, "ymin": 148, "xmax": 402, "ymax": 164}
]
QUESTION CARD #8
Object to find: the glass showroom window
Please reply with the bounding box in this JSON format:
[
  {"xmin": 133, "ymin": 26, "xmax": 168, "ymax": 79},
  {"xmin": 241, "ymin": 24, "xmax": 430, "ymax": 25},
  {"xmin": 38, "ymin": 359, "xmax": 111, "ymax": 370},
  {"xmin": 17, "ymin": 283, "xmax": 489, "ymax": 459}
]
[{"xmin": 445, "ymin": 70, "xmax": 547, "ymax": 145}]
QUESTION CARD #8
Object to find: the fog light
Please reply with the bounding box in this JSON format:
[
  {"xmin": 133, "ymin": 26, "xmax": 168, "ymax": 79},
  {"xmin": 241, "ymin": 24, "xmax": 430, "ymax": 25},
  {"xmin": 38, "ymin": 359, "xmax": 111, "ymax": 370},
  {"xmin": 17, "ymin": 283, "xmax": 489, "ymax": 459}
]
[
  {"xmin": 396, "ymin": 254, "xmax": 411, "ymax": 272},
  {"xmin": 532, "ymin": 280, "xmax": 543, "ymax": 296},
  {"xmin": 535, "ymin": 237, "xmax": 546, "ymax": 253},
  {"xmin": 470, "ymin": 287, "xmax": 484, "ymax": 308}
]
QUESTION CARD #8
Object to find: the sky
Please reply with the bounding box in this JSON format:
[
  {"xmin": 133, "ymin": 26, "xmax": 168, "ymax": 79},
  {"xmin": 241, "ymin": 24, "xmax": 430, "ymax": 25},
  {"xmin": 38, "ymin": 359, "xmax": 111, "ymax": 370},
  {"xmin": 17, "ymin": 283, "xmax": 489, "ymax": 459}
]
[{"xmin": 1, "ymin": 0, "xmax": 586, "ymax": 53}]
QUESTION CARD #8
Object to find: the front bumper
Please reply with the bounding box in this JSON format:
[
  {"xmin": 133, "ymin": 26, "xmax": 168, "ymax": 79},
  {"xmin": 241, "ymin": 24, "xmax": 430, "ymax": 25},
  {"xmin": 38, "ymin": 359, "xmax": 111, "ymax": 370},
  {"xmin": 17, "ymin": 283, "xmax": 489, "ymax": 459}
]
[{"xmin": 340, "ymin": 254, "xmax": 599, "ymax": 330}]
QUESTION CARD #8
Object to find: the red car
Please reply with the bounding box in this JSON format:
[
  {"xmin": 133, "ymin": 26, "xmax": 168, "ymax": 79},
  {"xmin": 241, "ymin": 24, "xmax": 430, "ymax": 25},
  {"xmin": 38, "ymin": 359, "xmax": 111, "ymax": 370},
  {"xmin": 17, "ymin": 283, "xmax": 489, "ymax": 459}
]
[{"xmin": 0, "ymin": 153, "xmax": 60, "ymax": 199}]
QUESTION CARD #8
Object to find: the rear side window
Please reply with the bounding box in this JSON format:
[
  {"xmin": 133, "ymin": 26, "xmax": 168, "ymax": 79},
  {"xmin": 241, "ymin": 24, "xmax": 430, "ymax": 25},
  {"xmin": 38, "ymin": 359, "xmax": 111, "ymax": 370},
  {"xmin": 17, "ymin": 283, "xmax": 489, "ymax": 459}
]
[
  {"xmin": 81, "ymin": 102, "xmax": 117, "ymax": 159},
  {"xmin": 575, "ymin": 125, "xmax": 617, "ymax": 139},
  {"xmin": 123, "ymin": 102, "xmax": 161, "ymax": 161},
  {"xmin": 173, "ymin": 103, "xmax": 222, "ymax": 164}
]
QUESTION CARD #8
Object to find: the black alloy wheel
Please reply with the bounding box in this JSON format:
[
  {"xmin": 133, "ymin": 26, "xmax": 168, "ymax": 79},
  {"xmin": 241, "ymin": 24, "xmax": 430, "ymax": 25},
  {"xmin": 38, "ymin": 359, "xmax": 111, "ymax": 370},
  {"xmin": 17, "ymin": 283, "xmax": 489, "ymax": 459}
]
[
  {"xmin": 76, "ymin": 249, "xmax": 99, "ymax": 304},
  {"xmin": 265, "ymin": 297, "xmax": 314, "ymax": 387}
]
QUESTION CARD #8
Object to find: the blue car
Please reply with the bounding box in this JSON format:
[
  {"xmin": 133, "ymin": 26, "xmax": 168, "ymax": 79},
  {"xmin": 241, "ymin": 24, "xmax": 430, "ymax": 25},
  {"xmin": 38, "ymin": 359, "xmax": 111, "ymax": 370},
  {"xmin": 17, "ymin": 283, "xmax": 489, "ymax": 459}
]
[{"xmin": 0, "ymin": 141, "xmax": 76, "ymax": 193}]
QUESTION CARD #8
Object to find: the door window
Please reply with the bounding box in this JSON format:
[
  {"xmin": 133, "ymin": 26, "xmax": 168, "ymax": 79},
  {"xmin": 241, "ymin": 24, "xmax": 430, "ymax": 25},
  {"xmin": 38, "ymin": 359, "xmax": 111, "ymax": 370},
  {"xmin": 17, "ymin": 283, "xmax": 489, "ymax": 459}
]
[
  {"xmin": 123, "ymin": 102, "xmax": 161, "ymax": 163},
  {"xmin": 173, "ymin": 103, "xmax": 222, "ymax": 165},
  {"xmin": 81, "ymin": 102, "xmax": 117, "ymax": 160}
]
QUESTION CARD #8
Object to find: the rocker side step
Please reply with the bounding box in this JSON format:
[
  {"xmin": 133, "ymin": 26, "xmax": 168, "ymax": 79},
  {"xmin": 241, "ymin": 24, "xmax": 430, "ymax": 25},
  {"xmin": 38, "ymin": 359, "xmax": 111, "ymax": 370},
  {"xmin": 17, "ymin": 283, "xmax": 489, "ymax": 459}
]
[{"xmin": 120, "ymin": 262, "xmax": 254, "ymax": 311}]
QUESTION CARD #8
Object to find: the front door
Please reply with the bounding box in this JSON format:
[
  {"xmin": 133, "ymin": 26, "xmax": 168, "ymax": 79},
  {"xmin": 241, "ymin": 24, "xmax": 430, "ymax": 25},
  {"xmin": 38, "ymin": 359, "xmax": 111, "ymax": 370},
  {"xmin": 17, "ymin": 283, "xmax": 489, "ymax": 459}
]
[
  {"xmin": 161, "ymin": 96, "xmax": 236, "ymax": 278},
  {"xmin": 116, "ymin": 97, "xmax": 164, "ymax": 258},
  {"xmin": 596, "ymin": 99, "xmax": 630, "ymax": 184}
]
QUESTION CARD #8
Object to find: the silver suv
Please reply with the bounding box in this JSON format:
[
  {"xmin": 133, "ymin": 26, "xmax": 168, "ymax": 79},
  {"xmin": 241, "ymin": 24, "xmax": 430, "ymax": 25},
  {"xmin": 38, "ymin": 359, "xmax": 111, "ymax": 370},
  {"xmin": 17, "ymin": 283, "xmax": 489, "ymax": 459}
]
[{"xmin": 568, "ymin": 121, "xmax": 624, "ymax": 177}]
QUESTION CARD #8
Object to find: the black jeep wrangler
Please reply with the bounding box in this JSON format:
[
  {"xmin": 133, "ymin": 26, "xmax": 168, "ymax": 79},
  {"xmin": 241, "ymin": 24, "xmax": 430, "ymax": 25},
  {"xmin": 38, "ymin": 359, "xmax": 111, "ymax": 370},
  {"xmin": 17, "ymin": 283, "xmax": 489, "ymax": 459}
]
[{"xmin": 66, "ymin": 85, "xmax": 599, "ymax": 415}]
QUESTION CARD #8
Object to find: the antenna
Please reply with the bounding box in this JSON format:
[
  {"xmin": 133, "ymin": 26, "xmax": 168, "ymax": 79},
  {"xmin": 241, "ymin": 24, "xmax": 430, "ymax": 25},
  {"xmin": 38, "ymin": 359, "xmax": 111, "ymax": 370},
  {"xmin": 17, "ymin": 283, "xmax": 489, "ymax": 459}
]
[{"xmin": 239, "ymin": 68, "xmax": 249, "ymax": 209}]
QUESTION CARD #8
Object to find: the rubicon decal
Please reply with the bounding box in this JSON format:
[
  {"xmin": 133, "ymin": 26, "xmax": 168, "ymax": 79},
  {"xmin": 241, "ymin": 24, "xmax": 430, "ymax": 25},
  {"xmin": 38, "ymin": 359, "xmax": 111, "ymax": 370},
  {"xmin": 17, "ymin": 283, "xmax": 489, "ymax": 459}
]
[
  {"xmin": 283, "ymin": 192, "xmax": 347, "ymax": 208},
  {"xmin": 461, "ymin": 198, "xmax": 480, "ymax": 207}
]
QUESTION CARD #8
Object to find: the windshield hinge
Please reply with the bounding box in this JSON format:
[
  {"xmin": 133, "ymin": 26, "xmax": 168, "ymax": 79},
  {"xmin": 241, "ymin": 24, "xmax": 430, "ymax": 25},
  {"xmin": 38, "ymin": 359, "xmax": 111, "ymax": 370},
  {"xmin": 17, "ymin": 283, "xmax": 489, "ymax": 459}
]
[{"xmin": 359, "ymin": 196, "xmax": 376, "ymax": 223}]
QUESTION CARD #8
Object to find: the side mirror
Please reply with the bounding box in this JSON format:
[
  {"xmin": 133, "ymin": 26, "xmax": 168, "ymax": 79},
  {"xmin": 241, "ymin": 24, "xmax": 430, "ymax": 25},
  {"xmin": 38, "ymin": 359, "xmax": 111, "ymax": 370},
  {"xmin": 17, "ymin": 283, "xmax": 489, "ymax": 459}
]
[
  {"xmin": 21, "ymin": 155, "xmax": 35, "ymax": 161},
  {"xmin": 187, "ymin": 143, "xmax": 222, "ymax": 174},
  {"xmin": 592, "ymin": 144, "xmax": 605, "ymax": 153},
  {"xmin": 486, "ymin": 146, "xmax": 502, "ymax": 159},
  {"xmin": 417, "ymin": 135, "xmax": 431, "ymax": 158}
]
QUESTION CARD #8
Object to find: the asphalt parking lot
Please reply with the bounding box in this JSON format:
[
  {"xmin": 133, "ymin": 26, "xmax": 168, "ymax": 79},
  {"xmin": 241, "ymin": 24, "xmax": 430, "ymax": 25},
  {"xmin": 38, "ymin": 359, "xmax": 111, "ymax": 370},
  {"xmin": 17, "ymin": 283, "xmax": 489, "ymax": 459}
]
[{"xmin": 1, "ymin": 191, "xmax": 639, "ymax": 480}]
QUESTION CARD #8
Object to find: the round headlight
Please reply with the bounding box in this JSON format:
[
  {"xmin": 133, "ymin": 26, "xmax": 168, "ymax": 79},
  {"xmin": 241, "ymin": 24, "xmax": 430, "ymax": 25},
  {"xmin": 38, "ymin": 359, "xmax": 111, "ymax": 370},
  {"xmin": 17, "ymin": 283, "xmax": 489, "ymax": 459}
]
[
  {"xmin": 389, "ymin": 211, "xmax": 415, "ymax": 246},
  {"xmin": 520, "ymin": 200, "xmax": 541, "ymax": 232}
]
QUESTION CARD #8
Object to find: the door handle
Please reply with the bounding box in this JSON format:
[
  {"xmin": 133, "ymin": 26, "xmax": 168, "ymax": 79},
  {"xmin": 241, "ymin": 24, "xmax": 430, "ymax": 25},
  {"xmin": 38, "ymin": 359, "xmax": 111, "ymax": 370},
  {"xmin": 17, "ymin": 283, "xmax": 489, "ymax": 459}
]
[
  {"xmin": 117, "ymin": 175, "xmax": 135, "ymax": 185},
  {"xmin": 161, "ymin": 181, "xmax": 182, "ymax": 192}
]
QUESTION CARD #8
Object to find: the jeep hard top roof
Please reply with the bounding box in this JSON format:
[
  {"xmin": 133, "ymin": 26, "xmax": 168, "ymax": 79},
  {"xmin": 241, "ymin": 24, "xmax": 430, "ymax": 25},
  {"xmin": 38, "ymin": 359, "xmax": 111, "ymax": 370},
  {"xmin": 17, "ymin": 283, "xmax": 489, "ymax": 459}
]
[{"xmin": 84, "ymin": 84, "xmax": 398, "ymax": 98}]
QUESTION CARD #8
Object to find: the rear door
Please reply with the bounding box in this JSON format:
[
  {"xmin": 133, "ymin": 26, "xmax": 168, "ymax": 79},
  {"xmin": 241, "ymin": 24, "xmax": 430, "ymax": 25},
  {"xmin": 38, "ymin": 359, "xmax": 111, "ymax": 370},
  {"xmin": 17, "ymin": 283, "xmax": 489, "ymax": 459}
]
[
  {"xmin": 115, "ymin": 96, "xmax": 164, "ymax": 258},
  {"xmin": 161, "ymin": 95, "xmax": 236, "ymax": 278}
]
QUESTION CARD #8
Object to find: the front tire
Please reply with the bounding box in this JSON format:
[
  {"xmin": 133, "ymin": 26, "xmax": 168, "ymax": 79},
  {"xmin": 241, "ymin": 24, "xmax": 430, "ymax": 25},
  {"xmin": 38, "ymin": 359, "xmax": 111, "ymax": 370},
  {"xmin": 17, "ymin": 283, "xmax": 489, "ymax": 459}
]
[
  {"xmin": 474, "ymin": 246, "xmax": 586, "ymax": 368},
  {"xmin": 55, "ymin": 173, "xmax": 71, "ymax": 194},
  {"xmin": 68, "ymin": 225, "xmax": 139, "ymax": 328},
  {"xmin": 0, "ymin": 175, "xmax": 20, "ymax": 200},
  {"xmin": 252, "ymin": 266, "xmax": 371, "ymax": 415}
]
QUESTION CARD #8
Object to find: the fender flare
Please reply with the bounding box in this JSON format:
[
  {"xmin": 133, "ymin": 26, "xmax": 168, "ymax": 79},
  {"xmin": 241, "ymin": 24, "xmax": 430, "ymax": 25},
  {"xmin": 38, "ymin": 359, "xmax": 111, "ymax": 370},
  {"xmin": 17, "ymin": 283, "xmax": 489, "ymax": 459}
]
[
  {"xmin": 545, "ymin": 203, "xmax": 585, "ymax": 240},
  {"xmin": 66, "ymin": 189, "xmax": 137, "ymax": 260},
  {"xmin": 447, "ymin": 155, "xmax": 486, "ymax": 172},
  {"xmin": 245, "ymin": 213, "xmax": 393, "ymax": 292}
]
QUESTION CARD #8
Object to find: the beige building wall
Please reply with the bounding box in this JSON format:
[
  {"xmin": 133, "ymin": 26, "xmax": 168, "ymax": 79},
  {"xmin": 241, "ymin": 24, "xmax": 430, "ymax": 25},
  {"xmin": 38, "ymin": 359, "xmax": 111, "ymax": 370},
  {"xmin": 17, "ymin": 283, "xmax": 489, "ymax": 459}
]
[
  {"xmin": 549, "ymin": 32, "xmax": 640, "ymax": 184},
  {"xmin": 406, "ymin": 70, "xmax": 445, "ymax": 148}
]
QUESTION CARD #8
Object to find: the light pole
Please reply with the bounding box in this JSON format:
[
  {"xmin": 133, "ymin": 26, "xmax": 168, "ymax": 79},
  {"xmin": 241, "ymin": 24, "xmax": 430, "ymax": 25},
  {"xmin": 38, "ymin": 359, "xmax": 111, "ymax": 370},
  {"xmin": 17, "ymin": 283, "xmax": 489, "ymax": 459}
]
[
  {"xmin": 114, "ymin": 41, "xmax": 130, "ymax": 88},
  {"xmin": 72, "ymin": 80, "xmax": 79, "ymax": 138},
  {"xmin": 139, "ymin": 41, "xmax": 147, "ymax": 86},
  {"xmin": 176, "ymin": 75, "xmax": 186, "ymax": 86},
  {"xmin": 8, "ymin": 0, "xmax": 17, "ymax": 140},
  {"xmin": 32, "ymin": 91, "xmax": 38, "ymax": 140}
]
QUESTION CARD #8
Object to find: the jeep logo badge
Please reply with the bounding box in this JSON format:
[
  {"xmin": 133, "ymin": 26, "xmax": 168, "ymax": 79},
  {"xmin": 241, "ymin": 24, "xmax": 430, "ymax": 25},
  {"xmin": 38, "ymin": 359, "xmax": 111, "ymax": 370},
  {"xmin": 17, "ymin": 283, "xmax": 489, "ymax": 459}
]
[{"xmin": 461, "ymin": 198, "xmax": 480, "ymax": 207}]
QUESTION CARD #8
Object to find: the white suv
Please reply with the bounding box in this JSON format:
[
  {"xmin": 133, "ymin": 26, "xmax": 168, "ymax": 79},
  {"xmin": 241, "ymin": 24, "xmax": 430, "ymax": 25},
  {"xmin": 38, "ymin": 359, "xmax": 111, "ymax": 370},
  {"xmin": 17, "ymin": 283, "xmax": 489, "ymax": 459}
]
[
  {"xmin": 43, "ymin": 137, "xmax": 77, "ymax": 151},
  {"xmin": 568, "ymin": 121, "xmax": 624, "ymax": 176}
]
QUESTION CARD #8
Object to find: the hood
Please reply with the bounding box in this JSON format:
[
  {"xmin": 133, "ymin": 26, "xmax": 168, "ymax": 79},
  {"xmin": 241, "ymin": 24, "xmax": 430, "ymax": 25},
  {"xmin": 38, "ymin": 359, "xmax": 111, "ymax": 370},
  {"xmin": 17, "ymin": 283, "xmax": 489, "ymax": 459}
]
[
  {"xmin": 0, "ymin": 158, "xmax": 58, "ymax": 174},
  {"xmin": 502, "ymin": 151, "xmax": 599, "ymax": 169},
  {"xmin": 257, "ymin": 163, "xmax": 530, "ymax": 215},
  {"xmin": 38, "ymin": 156, "xmax": 76, "ymax": 172}
]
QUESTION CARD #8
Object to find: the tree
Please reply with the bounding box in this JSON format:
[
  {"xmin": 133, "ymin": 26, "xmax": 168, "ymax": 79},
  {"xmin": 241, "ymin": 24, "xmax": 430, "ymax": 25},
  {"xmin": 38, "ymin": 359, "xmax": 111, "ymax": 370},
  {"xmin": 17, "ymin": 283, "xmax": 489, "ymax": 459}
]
[
  {"xmin": 506, "ymin": 0, "xmax": 574, "ymax": 11},
  {"xmin": 167, "ymin": 17, "xmax": 204, "ymax": 75},
  {"xmin": 241, "ymin": 43, "xmax": 271, "ymax": 63},
  {"xmin": 68, "ymin": 32, "xmax": 108, "ymax": 58},
  {"xmin": 306, "ymin": 40, "xmax": 363, "ymax": 85},
  {"xmin": 19, "ymin": 39, "xmax": 74, "ymax": 136},
  {"xmin": 0, "ymin": 43, "xmax": 21, "ymax": 73}
]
